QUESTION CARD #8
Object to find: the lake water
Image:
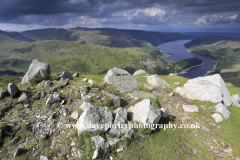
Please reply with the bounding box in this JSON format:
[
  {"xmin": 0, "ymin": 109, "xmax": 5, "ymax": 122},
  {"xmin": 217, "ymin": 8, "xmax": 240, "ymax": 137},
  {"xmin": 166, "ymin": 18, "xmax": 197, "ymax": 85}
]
[
  {"xmin": 0, "ymin": 55, "xmax": 9, "ymax": 58},
  {"xmin": 157, "ymin": 40, "xmax": 217, "ymax": 79}
]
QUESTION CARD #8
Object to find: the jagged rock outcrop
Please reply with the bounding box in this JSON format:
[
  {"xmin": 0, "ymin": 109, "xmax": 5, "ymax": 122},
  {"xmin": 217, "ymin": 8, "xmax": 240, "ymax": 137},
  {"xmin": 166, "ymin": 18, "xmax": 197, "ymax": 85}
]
[
  {"xmin": 76, "ymin": 106, "xmax": 113, "ymax": 134},
  {"xmin": 127, "ymin": 99, "xmax": 161, "ymax": 125},
  {"xmin": 174, "ymin": 74, "xmax": 232, "ymax": 106},
  {"xmin": 133, "ymin": 69, "xmax": 146, "ymax": 75},
  {"xmin": 21, "ymin": 59, "xmax": 51, "ymax": 84},
  {"xmin": 59, "ymin": 71, "xmax": 73, "ymax": 81},
  {"xmin": 103, "ymin": 67, "xmax": 140, "ymax": 93},
  {"xmin": 145, "ymin": 75, "xmax": 170, "ymax": 88},
  {"xmin": 8, "ymin": 83, "xmax": 19, "ymax": 97}
]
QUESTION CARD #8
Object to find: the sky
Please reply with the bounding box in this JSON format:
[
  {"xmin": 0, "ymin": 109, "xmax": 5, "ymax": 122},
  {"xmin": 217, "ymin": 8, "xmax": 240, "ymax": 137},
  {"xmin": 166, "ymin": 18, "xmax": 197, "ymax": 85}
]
[{"xmin": 0, "ymin": 0, "xmax": 240, "ymax": 32}]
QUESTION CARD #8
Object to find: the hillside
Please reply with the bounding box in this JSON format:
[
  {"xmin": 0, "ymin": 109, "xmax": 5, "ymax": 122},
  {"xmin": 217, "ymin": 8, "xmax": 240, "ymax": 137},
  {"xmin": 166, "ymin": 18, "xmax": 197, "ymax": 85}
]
[
  {"xmin": 185, "ymin": 37, "xmax": 240, "ymax": 86},
  {"xmin": 0, "ymin": 66, "xmax": 239, "ymax": 159}
]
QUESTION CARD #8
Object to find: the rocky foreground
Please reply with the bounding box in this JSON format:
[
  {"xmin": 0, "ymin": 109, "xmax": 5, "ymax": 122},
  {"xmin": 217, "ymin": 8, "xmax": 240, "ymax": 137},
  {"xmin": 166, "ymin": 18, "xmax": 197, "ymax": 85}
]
[{"xmin": 0, "ymin": 59, "xmax": 240, "ymax": 159}]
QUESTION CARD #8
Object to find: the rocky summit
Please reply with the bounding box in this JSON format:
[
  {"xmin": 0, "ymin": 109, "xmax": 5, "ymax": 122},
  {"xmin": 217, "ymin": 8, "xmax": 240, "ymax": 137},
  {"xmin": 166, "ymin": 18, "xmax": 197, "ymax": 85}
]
[{"xmin": 0, "ymin": 63, "xmax": 239, "ymax": 160}]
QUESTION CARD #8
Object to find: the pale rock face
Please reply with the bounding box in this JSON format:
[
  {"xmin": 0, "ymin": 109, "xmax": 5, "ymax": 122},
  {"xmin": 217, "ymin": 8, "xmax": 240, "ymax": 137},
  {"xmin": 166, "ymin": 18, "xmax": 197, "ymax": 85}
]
[
  {"xmin": 103, "ymin": 67, "xmax": 140, "ymax": 93},
  {"xmin": 183, "ymin": 105, "xmax": 199, "ymax": 112},
  {"xmin": 21, "ymin": 59, "xmax": 50, "ymax": 84},
  {"xmin": 211, "ymin": 113, "xmax": 224, "ymax": 123},
  {"xmin": 231, "ymin": 94, "xmax": 240, "ymax": 107},
  {"xmin": 127, "ymin": 99, "xmax": 161, "ymax": 125},
  {"xmin": 145, "ymin": 75, "xmax": 170, "ymax": 88},
  {"xmin": 133, "ymin": 69, "xmax": 146, "ymax": 75},
  {"xmin": 174, "ymin": 74, "xmax": 232, "ymax": 106},
  {"xmin": 76, "ymin": 106, "xmax": 113, "ymax": 134},
  {"xmin": 215, "ymin": 103, "xmax": 230, "ymax": 119}
]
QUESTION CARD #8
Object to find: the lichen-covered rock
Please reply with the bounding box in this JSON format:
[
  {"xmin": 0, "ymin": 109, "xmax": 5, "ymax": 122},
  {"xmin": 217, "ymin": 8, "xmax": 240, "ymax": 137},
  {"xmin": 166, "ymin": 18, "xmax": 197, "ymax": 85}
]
[
  {"xmin": 103, "ymin": 67, "xmax": 140, "ymax": 93},
  {"xmin": 21, "ymin": 59, "xmax": 50, "ymax": 84},
  {"xmin": 59, "ymin": 71, "xmax": 73, "ymax": 81},
  {"xmin": 145, "ymin": 75, "xmax": 170, "ymax": 88},
  {"xmin": 127, "ymin": 99, "xmax": 161, "ymax": 125},
  {"xmin": 91, "ymin": 135, "xmax": 109, "ymax": 149},
  {"xmin": 76, "ymin": 106, "xmax": 113, "ymax": 134},
  {"xmin": 133, "ymin": 69, "xmax": 146, "ymax": 75},
  {"xmin": 8, "ymin": 83, "xmax": 19, "ymax": 97},
  {"xmin": 174, "ymin": 74, "xmax": 232, "ymax": 106}
]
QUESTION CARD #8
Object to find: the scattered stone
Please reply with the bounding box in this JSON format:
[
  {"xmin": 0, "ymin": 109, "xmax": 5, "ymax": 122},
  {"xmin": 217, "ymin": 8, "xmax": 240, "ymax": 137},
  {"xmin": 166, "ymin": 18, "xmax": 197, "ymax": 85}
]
[
  {"xmin": 0, "ymin": 88, "xmax": 8, "ymax": 100},
  {"xmin": 174, "ymin": 82, "xmax": 180, "ymax": 86},
  {"xmin": 143, "ymin": 83, "xmax": 154, "ymax": 90},
  {"xmin": 82, "ymin": 78, "xmax": 88, "ymax": 82},
  {"xmin": 211, "ymin": 113, "xmax": 224, "ymax": 123},
  {"xmin": 40, "ymin": 155, "xmax": 48, "ymax": 160},
  {"xmin": 91, "ymin": 135, "xmax": 109, "ymax": 149},
  {"xmin": 45, "ymin": 80, "xmax": 52, "ymax": 87},
  {"xmin": 152, "ymin": 91, "xmax": 163, "ymax": 97},
  {"xmin": 174, "ymin": 74, "xmax": 232, "ymax": 106},
  {"xmin": 76, "ymin": 106, "xmax": 113, "ymax": 133},
  {"xmin": 17, "ymin": 92, "xmax": 27, "ymax": 103},
  {"xmin": 169, "ymin": 73, "xmax": 177, "ymax": 76},
  {"xmin": 80, "ymin": 86, "xmax": 89, "ymax": 98},
  {"xmin": 8, "ymin": 83, "xmax": 19, "ymax": 97},
  {"xmin": 102, "ymin": 90, "xmax": 121, "ymax": 107},
  {"xmin": 12, "ymin": 136, "xmax": 21, "ymax": 143},
  {"xmin": 145, "ymin": 75, "xmax": 170, "ymax": 88},
  {"xmin": 80, "ymin": 101, "xmax": 94, "ymax": 111},
  {"xmin": 46, "ymin": 93, "xmax": 60, "ymax": 105},
  {"xmin": 192, "ymin": 150, "xmax": 197, "ymax": 155},
  {"xmin": 59, "ymin": 71, "xmax": 73, "ymax": 81},
  {"xmin": 215, "ymin": 103, "xmax": 230, "ymax": 119},
  {"xmin": 116, "ymin": 143, "xmax": 127, "ymax": 152},
  {"xmin": 125, "ymin": 90, "xmax": 156, "ymax": 101},
  {"xmin": 88, "ymin": 79, "xmax": 98, "ymax": 85},
  {"xmin": 107, "ymin": 137, "xmax": 122, "ymax": 146},
  {"xmin": 72, "ymin": 72, "xmax": 82, "ymax": 77},
  {"xmin": 21, "ymin": 59, "xmax": 51, "ymax": 84},
  {"xmin": 168, "ymin": 92, "xmax": 174, "ymax": 97},
  {"xmin": 71, "ymin": 147, "xmax": 83, "ymax": 158},
  {"xmin": 213, "ymin": 150, "xmax": 226, "ymax": 158},
  {"xmin": 103, "ymin": 67, "xmax": 140, "ymax": 93},
  {"xmin": 160, "ymin": 108, "xmax": 168, "ymax": 117},
  {"xmin": 0, "ymin": 129, "xmax": 2, "ymax": 138},
  {"xmin": 133, "ymin": 69, "xmax": 146, "ymax": 75},
  {"xmin": 82, "ymin": 93, "xmax": 96, "ymax": 101},
  {"xmin": 128, "ymin": 99, "xmax": 161, "ymax": 125},
  {"xmin": 26, "ymin": 86, "xmax": 30, "ymax": 90},
  {"xmin": 231, "ymin": 94, "xmax": 240, "ymax": 107},
  {"xmin": 183, "ymin": 105, "xmax": 198, "ymax": 112},
  {"xmin": 70, "ymin": 111, "xmax": 79, "ymax": 120},
  {"xmin": 92, "ymin": 148, "xmax": 102, "ymax": 160}
]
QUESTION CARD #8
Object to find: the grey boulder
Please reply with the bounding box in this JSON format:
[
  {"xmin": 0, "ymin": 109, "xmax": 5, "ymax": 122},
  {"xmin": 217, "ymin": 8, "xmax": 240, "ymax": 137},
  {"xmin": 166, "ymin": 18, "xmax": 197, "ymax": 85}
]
[
  {"xmin": 46, "ymin": 93, "xmax": 60, "ymax": 105},
  {"xmin": 145, "ymin": 75, "xmax": 170, "ymax": 88},
  {"xmin": 128, "ymin": 99, "xmax": 161, "ymax": 125},
  {"xmin": 215, "ymin": 103, "xmax": 230, "ymax": 119},
  {"xmin": 211, "ymin": 113, "xmax": 224, "ymax": 122},
  {"xmin": 133, "ymin": 69, "xmax": 146, "ymax": 75},
  {"xmin": 174, "ymin": 74, "xmax": 232, "ymax": 106},
  {"xmin": 76, "ymin": 106, "xmax": 113, "ymax": 133},
  {"xmin": 160, "ymin": 108, "xmax": 168, "ymax": 117},
  {"xmin": 102, "ymin": 90, "xmax": 121, "ymax": 107},
  {"xmin": 17, "ymin": 92, "xmax": 27, "ymax": 103},
  {"xmin": 103, "ymin": 67, "xmax": 140, "ymax": 93},
  {"xmin": 59, "ymin": 71, "xmax": 73, "ymax": 81},
  {"xmin": 91, "ymin": 135, "xmax": 109, "ymax": 149},
  {"xmin": 183, "ymin": 105, "xmax": 199, "ymax": 112},
  {"xmin": 231, "ymin": 94, "xmax": 240, "ymax": 107},
  {"xmin": 8, "ymin": 83, "xmax": 19, "ymax": 97},
  {"xmin": 21, "ymin": 59, "xmax": 50, "ymax": 84}
]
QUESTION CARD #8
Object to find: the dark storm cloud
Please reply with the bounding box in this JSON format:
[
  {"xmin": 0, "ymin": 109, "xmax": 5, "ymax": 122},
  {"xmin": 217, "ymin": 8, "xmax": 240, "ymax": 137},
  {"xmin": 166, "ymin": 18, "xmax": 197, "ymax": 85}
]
[{"xmin": 0, "ymin": 0, "xmax": 240, "ymax": 29}]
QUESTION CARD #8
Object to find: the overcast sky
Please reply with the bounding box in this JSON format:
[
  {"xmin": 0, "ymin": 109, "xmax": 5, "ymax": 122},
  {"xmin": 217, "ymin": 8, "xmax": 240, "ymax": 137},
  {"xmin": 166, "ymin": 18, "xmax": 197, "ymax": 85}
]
[{"xmin": 0, "ymin": 0, "xmax": 240, "ymax": 31}]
